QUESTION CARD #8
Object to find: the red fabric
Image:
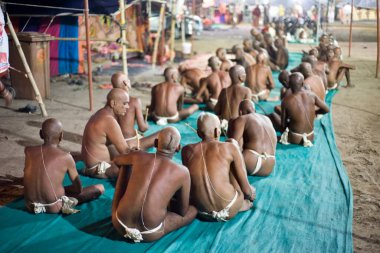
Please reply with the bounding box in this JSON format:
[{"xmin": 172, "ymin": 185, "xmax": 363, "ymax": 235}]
[{"xmin": 38, "ymin": 19, "xmax": 60, "ymax": 76}]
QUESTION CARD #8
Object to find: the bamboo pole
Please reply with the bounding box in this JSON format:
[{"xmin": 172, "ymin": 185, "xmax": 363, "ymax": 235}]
[
  {"xmin": 348, "ymin": 0, "xmax": 354, "ymax": 57},
  {"xmin": 6, "ymin": 13, "xmax": 48, "ymax": 117},
  {"xmin": 170, "ymin": 0, "xmax": 176, "ymax": 63},
  {"xmin": 152, "ymin": 3, "xmax": 165, "ymax": 68},
  {"xmin": 119, "ymin": 0, "xmax": 128, "ymax": 75},
  {"xmin": 376, "ymin": 0, "xmax": 380, "ymax": 78},
  {"xmin": 84, "ymin": 0, "xmax": 93, "ymax": 111}
]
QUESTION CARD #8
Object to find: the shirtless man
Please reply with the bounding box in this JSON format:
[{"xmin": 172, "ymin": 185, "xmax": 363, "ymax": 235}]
[
  {"xmin": 112, "ymin": 127, "xmax": 197, "ymax": 242},
  {"xmin": 228, "ymin": 100, "xmax": 276, "ymax": 176},
  {"xmin": 178, "ymin": 64, "xmax": 206, "ymax": 96},
  {"xmin": 182, "ymin": 113, "xmax": 255, "ymax": 221},
  {"xmin": 243, "ymin": 38, "xmax": 259, "ymax": 58},
  {"xmin": 111, "ymin": 72, "xmax": 159, "ymax": 150},
  {"xmin": 0, "ymin": 80, "xmax": 12, "ymax": 106},
  {"xmin": 299, "ymin": 62, "xmax": 326, "ymax": 101},
  {"xmin": 234, "ymin": 47, "xmax": 256, "ymax": 69},
  {"xmin": 149, "ymin": 67, "xmax": 199, "ymax": 126},
  {"xmin": 189, "ymin": 56, "xmax": 231, "ymax": 110},
  {"xmin": 215, "ymin": 65, "xmax": 252, "ymax": 127},
  {"xmin": 216, "ymin": 48, "xmax": 233, "ymax": 72},
  {"xmin": 280, "ymin": 73, "xmax": 330, "ymax": 147},
  {"xmin": 274, "ymin": 38, "xmax": 289, "ymax": 70},
  {"xmin": 327, "ymin": 47, "xmax": 355, "ymax": 88},
  {"xmin": 263, "ymin": 33, "xmax": 277, "ymax": 65},
  {"xmin": 24, "ymin": 118, "xmax": 104, "ymax": 214},
  {"xmin": 245, "ymin": 53, "xmax": 276, "ymax": 101},
  {"xmin": 81, "ymin": 88, "xmax": 130, "ymax": 179}
]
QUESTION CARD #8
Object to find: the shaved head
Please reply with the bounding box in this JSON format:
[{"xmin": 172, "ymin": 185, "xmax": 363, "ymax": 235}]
[
  {"xmin": 197, "ymin": 112, "xmax": 220, "ymax": 139},
  {"xmin": 289, "ymin": 72, "xmax": 304, "ymax": 92},
  {"xmin": 157, "ymin": 126, "xmax": 181, "ymax": 153},
  {"xmin": 239, "ymin": 99, "xmax": 255, "ymax": 115},
  {"xmin": 208, "ymin": 56, "xmax": 221, "ymax": 68},
  {"xmin": 216, "ymin": 48, "xmax": 226, "ymax": 59},
  {"xmin": 229, "ymin": 65, "xmax": 246, "ymax": 84},
  {"xmin": 299, "ymin": 62, "xmax": 313, "ymax": 78},
  {"xmin": 164, "ymin": 67, "xmax": 178, "ymax": 82},
  {"xmin": 279, "ymin": 70, "xmax": 290, "ymax": 88},
  {"xmin": 111, "ymin": 71, "xmax": 131, "ymax": 91},
  {"xmin": 256, "ymin": 52, "xmax": 266, "ymax": 64},
  {"xmin": 40, "ymin": 118, "xmax": 63, "ymax": 142},
  {"xmin": 107, "ymin": 88, "xmax": 129, "ymax": 116}
]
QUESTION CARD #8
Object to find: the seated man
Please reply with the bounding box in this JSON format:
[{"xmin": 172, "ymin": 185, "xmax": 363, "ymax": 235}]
[
  {"xmin": 0, "ymin": 80, "xmax": 12, "ymax": 107},
  {"xmin": 149, "ymin": 67, "xmax": 199, "ymax": 126},
  {"xmin": 280, "ymin": 73, "xmax": 330, "ymax": 147},
  {"xmin": 182, "ymin": 113, "xmax": 255, "ymax": 221},
  {"xmin": 274, "ymin": 38, "xmax": 289, "ymax": 70},
  {"xmin": 300, "ymin": 54, "xmax": 329, "ymax": 90},
  {"xmin": 178, "ymin": 64, "xmax": 206, "ymax": 96},
  {"xmin": 234, "ymin": 47, "xmax": 256, "ymax": 69},
  {"xmin": 228, "ymin": 100, "xmax": 276, "ymax": 176},
  {"xmin": 216, "ymin": 48, "xmax": 233, "ymax": 72},
  {"xmin": 263, "ymin": 33, "xmax": 277, "ymax": 65},
  {"xmin": 242, "ymin": 38, "xmax": 259, "ymax": 58},
  {"xmin": 81, "ymin": 88, "xmax": 130, "ymax": 178},
  {"xmin": 112, "ymin": 127, "xmax": 197, "ymax": 242},
  {"xmin": 111, "ymin": 71, "xmax": 159, "ymax": 150},
  {"xmin": 24, "ymin": 118, "xmax": 104, "ymax": 214},
  {"xmin": 328, "ymin": 47, "xmax": 355, "ymax": 89},
  {"xmin": 188, "ymin": 56, "xmax": 231, "ymax": 110},
  {"xmin": 215, "ymin": 65, "xmax": 252, "ymax": 132},
  {"xmin": 245, "ymin": 53, "xmax": 276, "ymax": 101},
  {"xmin": 299, "ymin": 62, "xmax": 326, "ymax": 101}
]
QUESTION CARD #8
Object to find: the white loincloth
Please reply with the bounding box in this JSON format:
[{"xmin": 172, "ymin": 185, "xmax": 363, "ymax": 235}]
[
  {"xmin": 198, "ymin": 191, "xmax": 238, "ymax": 222},
  {"xmin": 153, "ymin": 112, "xmax": 179, "ymax": 126},
  {"xmin": 32, "ymin": 196, "xmax": 79, "ymax": 215},
  {"xmin": 280, "ymin": 127, "xmax": 314, "ymax": 147},
  {"xmin": 247, "ymin": 149, "xmax": 275, "ymax": 175}
]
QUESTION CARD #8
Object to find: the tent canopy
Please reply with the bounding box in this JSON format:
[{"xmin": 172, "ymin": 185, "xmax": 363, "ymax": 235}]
[
  {"xmin": 356, "ymin": 0, "xmax": 378, "ymax": 9},
  {"xmin": 3, "ymin": 0, "xmax": 133, "ymax": 16}
]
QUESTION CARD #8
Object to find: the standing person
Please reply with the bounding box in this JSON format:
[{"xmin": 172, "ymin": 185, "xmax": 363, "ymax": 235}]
[
  {"xmin": 149, "ymin": 67, "xmax": 199, "ymax": 126},
  {"xmin": 343, "ymin": 3, "xmax": 352, "ymax": 25},
  {"xmin": 112, "ymin": 127, "xmax": 197, "ymax": 242},
  {"xmin": 24, "ymin": 118, "xmax": 104, "ymax": 214},
  {"xmin": 252, "ymin": 5, "xmax": 261, "ymax": 28},
  {"xmin": 182, "ymin": 113, "xmax": 255, "ymax": 222},
  {"xmin": 280, "ymin": 73, "xmax": 330, "ymax": 147}
]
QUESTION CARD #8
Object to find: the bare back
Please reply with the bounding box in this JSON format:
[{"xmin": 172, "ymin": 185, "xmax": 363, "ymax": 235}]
[
  {"xmin": 246, "ymin": 64, "xmax": 274, "ymax": 93},
  {"xmin": 182, "ymin": 141, "xmax": 248, "ymax": 216},
  {"xmin": 151, "ymin": 82, "xmax": 184, "ymax": 117},
  {"xmin": 216, "ymin": 85, "xmax": 252, "ymax": 120},
  {"xmin": 24, "ymin": 146, "xmax": 73, "ymax": 213},
  {"xmin": 113, "ymin": 151, "xmax": 189, "ymax": 231},
  {"xmin": 304, "ymin": 75, "xmax": 326, "ymax": 102},
  {"xmin": 180, "ymin": 68, "xmax": 205, "ymax": 91},
  {"xmin": 118, "ymin": 97, "xmax": 146, "ymax": 138}
]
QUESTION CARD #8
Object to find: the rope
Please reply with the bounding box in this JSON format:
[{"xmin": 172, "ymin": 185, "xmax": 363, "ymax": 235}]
[
  {"xmin": 40, "ymin": 146, "xmax": 58, "ymax": 201},
  {"xmin": 21, "ymin": 17, "xmax": 31, "ymax": 32},
  {"xmin": 4, "ymin": 2, "xmax": 84, "ymax": 12},
  {"xmin": 141, "ymin": 153, "xmax": 157, "ymax": 231}
]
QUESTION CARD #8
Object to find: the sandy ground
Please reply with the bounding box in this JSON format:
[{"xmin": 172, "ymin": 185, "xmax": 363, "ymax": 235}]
[{"xmin": 0, "ymin": 24, "xmax": 379, "ymax": 252}]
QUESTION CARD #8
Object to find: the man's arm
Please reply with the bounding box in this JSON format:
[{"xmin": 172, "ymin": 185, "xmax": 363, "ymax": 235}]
[
  {"xmin": 149, "ymin": 86, "xmax": 156, "ymax": 113},
  {"xmin": 314, "ymin": 94, "xmax": 330, "ymax": 114},
  {"xmin": 64, "ymin": 155, "xmax": 82, "ymax": 195},
  {"xmin": 227, "ymin": 118, "xmax": 244, "ymax": 150},
  {"xmin": 195, "ymin": 78, "xmax": 207, "ymax": 101},
  {"xmin": 267, "ymin": 68, "xmax": 275, "ymax": 90},
  {"xmin": 214, "ymin": 89, "xmax": 225, "ymax": 115},
  {"xmin": 112, "ymin": 156, "xmax": 133, "ymax": 213},
  {"xmin": 106, "ymin": 118, "xmax": 129, "ymax": 154},
  {"xmin": 340, "ymin": 62, "xmax": 356, "ymax": 70},
  {"xmin": 177, "ymin": 85, "xmax": 185, "ymax": 110},
  {"xmin": 134, "ymin": 98, "xmax": 148, "ymax": 132},
  {"xmin": 229, "ymin": 143, "xmax": 254, "ymax": 201},
  {"xmin": 281, "ymin": 100, "xmax": 288, "ymax": 131},
  {"xmin": 174, "ymin": 168, "xmax": 191, "ymax": 216}
]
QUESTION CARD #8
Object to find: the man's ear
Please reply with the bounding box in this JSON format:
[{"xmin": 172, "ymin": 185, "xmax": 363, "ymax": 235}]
[
  {"xmin": 239, "ymin": 109, "xmax": 243, "ymax": 116},
  {"xmin": 154, "ymin": 139, "xmax": 158, "ymax": 148},
  {"xmin": 39, "ymin": 129, "xmax": 44, "ymax": 140},
  {"xmin": 214, "ymin": 128, "xmax": 219, "ymax": 138},
  {"xmin": 175, "ymin": 144, "xmax": 181, "ymax": 153},
  {"xmin": 110, "ymin": 99, "xmax": 116, "ymax": 108},
  {"xmin": 59, "ymin": 132, "xmax": 63, "ymax": 142},
  {"xmin": 197, "ymin": 129, "xmax": 203, "ymax": 139}
]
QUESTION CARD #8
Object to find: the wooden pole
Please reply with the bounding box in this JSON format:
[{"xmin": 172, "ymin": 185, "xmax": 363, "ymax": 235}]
[
  {"xmin": 6, "ymin": 13, "xmax": 48, "ymax": 117},
  {"xmin": 119, "ymin": 0, "xmax": 128, "ymax": 75},
  {"xmin": 170, "ymin": 0, "xmax": 176, "ymax": 63},
  {"xmin": 152, "ymin": 3, "xmax": 165, "ymax": 68},
  {"xmin": 376, "ymin": 0, "xmax": 380, "ymax": 78},
  {"xmin": 348, "ymin": 0, "xmax": 354, "ymax": 57},
  {"xmin": 84, "ymin": 0, "xmax": 93, "ymax": 111}
]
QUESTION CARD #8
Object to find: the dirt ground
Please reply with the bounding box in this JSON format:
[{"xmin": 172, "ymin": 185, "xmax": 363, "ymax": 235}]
[{"xmin": 0, "ymin": 24, "xmax": 379, "ymax": 252}]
